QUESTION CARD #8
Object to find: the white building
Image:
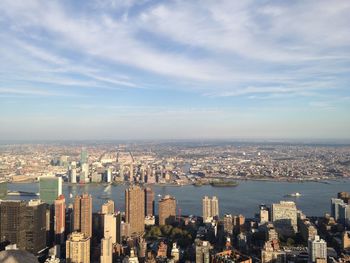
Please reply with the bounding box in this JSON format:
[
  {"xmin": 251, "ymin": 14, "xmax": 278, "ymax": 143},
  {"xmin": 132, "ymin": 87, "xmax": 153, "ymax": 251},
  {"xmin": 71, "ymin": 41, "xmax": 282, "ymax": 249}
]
[{"xmin": 308, "ymin": 235, "xmax": 327, "ymax": 263}]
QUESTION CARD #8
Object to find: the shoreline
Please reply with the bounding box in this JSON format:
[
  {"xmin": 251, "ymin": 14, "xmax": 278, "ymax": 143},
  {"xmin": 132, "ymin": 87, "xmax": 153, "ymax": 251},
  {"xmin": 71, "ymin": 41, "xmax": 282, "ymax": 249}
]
[{"xmin": 7, "ymin": 177, "xmax": 350, "ymax": 186}]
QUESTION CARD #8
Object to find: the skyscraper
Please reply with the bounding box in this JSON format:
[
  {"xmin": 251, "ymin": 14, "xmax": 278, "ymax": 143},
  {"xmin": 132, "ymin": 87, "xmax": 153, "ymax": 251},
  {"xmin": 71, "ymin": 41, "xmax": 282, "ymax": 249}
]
[
  {"xmin": 100, "ymin": 236, "xmax": 113, "ymax": 263},
  {"xmin": 144, "ymin": 187, "xmax": 155, "ymax": 217},
  {"xmin": 308, "ymin": 235, "xmax": 327, "ymax": 263},
  {"xmin": 80, "ymin": 148, "xmax": 88, "ymax": 164},
  {"xmin": 66, "ymin": 231, "xmax": 90, "ymax": 263},
  {"xmin": 54, "ymin": 194, "xmax": 66, "ymax": 244},
  {"xmin": 158, "ymin": 195, "xmax": 176, "ymax": 225},
  {"xmin": 73, "ymin": 193, "xmax": 92, "ymax": 238},
  {"xmin": 125, "ymin": 186, "xmax": 145, "ymax": 235},
  {"xmin": 202, "ymin": 196, "xmax": 219, "ymax": 223},
  {"xmin": 104, "ymin": 213, "xmax": 116, "ymax": 243},
  {"xmin": 0, "ymin": 200, "xmax": 46, "ymax": 255},
  {"xmin": 0, "ymin": 200, "xmax": 26, "ymax": 249},
  {"xmin": 39, "ymin": 176, "xmax": 62, "ymax": 205},
  {"xmin": 24, "ymin": 200, "xmax": 47, "ymax": 254}
]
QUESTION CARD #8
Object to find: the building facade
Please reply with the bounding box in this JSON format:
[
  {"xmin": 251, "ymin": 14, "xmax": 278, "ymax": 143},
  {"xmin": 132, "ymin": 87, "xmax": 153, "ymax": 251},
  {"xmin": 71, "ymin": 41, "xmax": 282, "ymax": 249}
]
[
  {"xmin": 73, "ymin": 193, "xmax": 92, "ymax": 238},
  {"xmin": 125, "ymin": 186, "xmax": 145, "ymax": 235},
  {"xmin": 158, "ymin": 195, "xmax": 176, "ymax": 225}
]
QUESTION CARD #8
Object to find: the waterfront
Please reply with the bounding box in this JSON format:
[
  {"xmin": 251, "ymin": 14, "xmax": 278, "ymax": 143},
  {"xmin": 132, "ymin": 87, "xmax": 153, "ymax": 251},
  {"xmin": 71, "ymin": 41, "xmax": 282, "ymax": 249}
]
[{"xmin": 6, "ymin": 180, "xmax": 350, "ymax": 217}]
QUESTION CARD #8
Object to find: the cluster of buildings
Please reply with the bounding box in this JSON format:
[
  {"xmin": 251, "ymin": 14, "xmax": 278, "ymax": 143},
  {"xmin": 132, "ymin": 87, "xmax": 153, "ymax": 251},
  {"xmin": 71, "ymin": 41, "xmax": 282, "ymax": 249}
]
[
  {"xmin": 1, "ymin": 143, "xmax": 350, "ymax": 185},
  {"xmin": 1, "ymin": 177, "xmax": 350, "ymax": 262}
]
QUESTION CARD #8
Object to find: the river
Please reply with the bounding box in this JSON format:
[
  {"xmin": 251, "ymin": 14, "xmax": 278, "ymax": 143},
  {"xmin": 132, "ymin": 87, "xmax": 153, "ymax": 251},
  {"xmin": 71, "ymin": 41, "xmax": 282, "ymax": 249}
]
[{"xmin": 6, "ymin": 180, "xmax": 350, "ymax": 217}]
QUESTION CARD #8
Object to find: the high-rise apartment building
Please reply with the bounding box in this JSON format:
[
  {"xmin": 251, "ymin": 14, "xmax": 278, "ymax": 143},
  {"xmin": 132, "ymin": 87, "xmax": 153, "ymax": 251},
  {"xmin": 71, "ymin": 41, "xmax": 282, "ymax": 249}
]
[
  {"xmin": 101, "ymin": 236, "xmax": 113, "ymax": 263},
  {"xmin": 272, "ymin": 201, "xmax": 297, "ymax": 236},
  {"xmin": 101, "ymin": 200, "xmax": 115, "ymax": 214},
  {"xmin": 195, "ymin": 239, "xmax": 211, "ymax": 263},
  {"xmin": 158, "ymin": 195, "xmax": 176, "ymax": 225},
  {"xmin": 54, "ymin": 194, "xmax": 66, "ymax": 244},
  {"xmin": 308, "ymin": 235, "xmax": 327, "ymax": 263},
  {"xmin": 66, "ymin": 231, "xmax": 90, "ymax": 263},
  {"xmin": 39, "ymin": 176, "xmax": 62, "ymax": 205},
  {"xmin": 73, "ymin": 193, "xmax": 92, "ymax": 238},
  {"xmin": 144, "ymin": 187, "xmax": 155, "ymax": 217},
  {"xmin": 202, "ymin": 196, "xmax": 219, "ymax": 223},
  {"xmin": 125, "ymin": 186, "xmax": 145, "ymax": 235}
]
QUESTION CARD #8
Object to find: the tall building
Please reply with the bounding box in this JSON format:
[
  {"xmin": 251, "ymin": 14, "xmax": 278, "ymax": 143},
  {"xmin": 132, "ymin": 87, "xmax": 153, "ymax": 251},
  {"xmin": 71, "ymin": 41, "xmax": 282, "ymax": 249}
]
[
  {"xmin": 0, "ymin": 200, "xmax": 46, "ymax": 255},
  {"xmin": 69, "ymin": 168, "xmax": 77, "ymax": 184},
  {"xmin": 101, "ymin": 200, "xmax": 115, "ymax": 214},
  {"xmin": 202, "ymin": 196, "xmax": 219, "ymax": 223},
  {"xmin": 272, "ymin": 201, "xmax": 297, "ymax": 236},
  {"xmin": 260, "ymin": 205, "xmax": 269, "ymax": 223},
  {"xmin": 195, "ymin": 239, "xmax": 211, "ymax": 263},
  {"xmin": 24, "ymin": 200, "xmax": 47, "ymax": 254},
  {"xmin": 0, "ymin": 180, "xmax": 7, "ymax": 198},
  {"xmin": 73, "ymin": 193, "xmax": 92, "ymax": 238},
  {"xmin": 158, "ymin": 195, "xmax": 176, "ymax": 225},
  {"xmin": 101, "ymin": 236, "xmax": 113, "ymax": 263},
  {"xmin": 0, "ymin": 200, "xmax": 26, "ymax": 249},
  {"xmin": 80, "ymin": 163, "xmax": 89, "ymax": 184},
  {"xmin": 308, "ymin": 235, "xmax": 327, "ymax": 263},
  {"xmin": 66, "ymin": 231, "xmax": 90, "ymax": 263},
  {"xmin": 54, "ymin": 195, "xmax": 66, "ymax": 244},
  {"xmin": 144, "ymin": 187, "xmax": 155, "ymax": 217},
  {"xmin": 39, "ymin": 176, "xmax": 62, "ymax": 205},
  {"xmin": 125, "ymin": 186, "xmax": 145, "ymax": 235},
  {"xmin": 80, "ymin": 148, "xmax": 88, "ymax": 164},
  {"xmin": 223, "ymin": 214, "xmax": 233, "ymax": 234},
  {"xmin": 331, "ymin": 198, "xmax": 345, "ymax": 221},
  {"xmin": 104, "ymin": 213, "xmax": 116, "ymax": 243}
]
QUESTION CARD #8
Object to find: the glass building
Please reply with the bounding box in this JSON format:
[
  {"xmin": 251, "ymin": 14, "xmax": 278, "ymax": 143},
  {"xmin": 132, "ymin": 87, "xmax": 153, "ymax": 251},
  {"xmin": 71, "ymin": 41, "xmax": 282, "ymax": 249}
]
[
  {"xmin": 0, "ymin": 181, "xmax": 7, "ymax": 198},
  {"xmin": 39, "ymin": 176, "xmax": 62, "ymax": 205}
]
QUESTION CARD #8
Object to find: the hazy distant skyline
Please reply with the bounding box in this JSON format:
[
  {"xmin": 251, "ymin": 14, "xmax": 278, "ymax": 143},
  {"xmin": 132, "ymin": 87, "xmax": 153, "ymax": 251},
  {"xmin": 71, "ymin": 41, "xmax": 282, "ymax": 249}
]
[{"xmin": 0, "ymin": 0, "xmax": 349, "ymax": 140}]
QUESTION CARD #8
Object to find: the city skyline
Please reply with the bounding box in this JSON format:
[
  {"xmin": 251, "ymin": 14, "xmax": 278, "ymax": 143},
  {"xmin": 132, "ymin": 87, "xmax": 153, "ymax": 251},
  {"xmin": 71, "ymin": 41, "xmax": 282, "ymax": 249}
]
[{"xmin": 1, "ymin": 0, "xmax": 350, "ymax": 140}]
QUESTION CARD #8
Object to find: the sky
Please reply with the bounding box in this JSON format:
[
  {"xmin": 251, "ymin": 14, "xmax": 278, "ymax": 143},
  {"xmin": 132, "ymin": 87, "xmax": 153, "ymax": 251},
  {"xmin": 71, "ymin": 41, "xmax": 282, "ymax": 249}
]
[{"xmin": 0, "ymin": 0, "xmax": 350, "ymax": 141}]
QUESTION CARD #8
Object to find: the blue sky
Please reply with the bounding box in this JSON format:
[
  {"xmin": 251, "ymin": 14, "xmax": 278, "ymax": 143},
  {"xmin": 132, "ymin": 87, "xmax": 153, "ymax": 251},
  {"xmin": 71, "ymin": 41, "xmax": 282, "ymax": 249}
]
[{"xmin": 0, "ymin": 0, "xmax": 349, "ymax": 140}]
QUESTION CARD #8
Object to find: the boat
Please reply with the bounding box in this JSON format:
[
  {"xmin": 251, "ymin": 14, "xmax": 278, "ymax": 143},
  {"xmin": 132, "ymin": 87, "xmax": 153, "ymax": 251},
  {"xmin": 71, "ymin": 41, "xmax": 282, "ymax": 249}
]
[
  {"xmin": 210, "ymin": 180, "xmax": 238, "ymax": 187},
  {"xmin": 285, "ymin": 192, "xmax": 302, "ymax": 197},
  {"xmin": 157, "ymin": 194, "xmax": 162, "ymax": 197},
  {"xmin": 69, "ymin": 193, "xmax": 73, "ymax": 198}
]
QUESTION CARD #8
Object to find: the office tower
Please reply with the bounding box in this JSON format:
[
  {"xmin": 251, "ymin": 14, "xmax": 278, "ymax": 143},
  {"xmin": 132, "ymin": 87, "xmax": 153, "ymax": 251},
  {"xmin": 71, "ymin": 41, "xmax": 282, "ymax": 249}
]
[
  {"xmin": 70, "ymin": 168, "xmax": 77, "ymax": 184},
  {"xmin": 144, "ymin": 187, "xmax": 155, "ymax": 216},
  {"xmin": 24, "ymin": 200, "xmax": 47, "ymax": 254},
  {"xmin": 331, "ymin": 198, "xmax": 344, "ymax": 221},
  {"xmin": 104, "ymin": 214, "xmax": 116, "ymax": 243},
  {"xmin": 80, "ymin": 148, "xmax": 88, "ymax": 164},
  {"xmin": 125, "ymin": 186, "xmax": 145, "ymax": 235},
  {"xmin": 0, "ymin": 200, "xmax": 46, "ymax": 255},
  {"xmin": 233, "ymin": 214, "xmax": 245, "ymax": 233},
  {"xmin": 0, "ymin": 180, "xmax": 7, "ymax": 198},
  {"xmin": 308, "ymin": 235, "xmax": 327, "ymax": 263},
  {"xmin": 272, "ymin": 201, "xmax": 297, "ymax": 236},
  {"xmin": 158, "ymin": 195, "xmax": 176, "ymax": 225},
  {"xmin": 101, "ymin": 200, "xmax": 115, "ymax": 214},
  {"xmin": 202, "ymin": 196, "xmax": 219, "ymax": 223},
  {"xmin": 101, "ymin": 236, "xmax": 113, "ymax": 263},
  {"xmin": 0, "ymin": 200, "xmax": 27, "ymax": 249},
  {"xmin": 39, "ymin": 176, "xmax": 62, "ymax": 205},
  {"xmin": 66, "ymin": 232, "xmax": 90, "ymax": 263},
  {"xmin": 73, "ymin": 193, "xmax": 92, "ymax": 238},
  {"xmin": 195, "ymin": 240, "xmax": 211, "ymax": 263},
  {"xmin": 54, "ymin": 195, "xmax": 66, "ymax": 244}
]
